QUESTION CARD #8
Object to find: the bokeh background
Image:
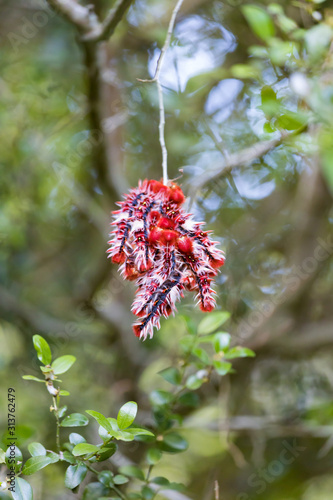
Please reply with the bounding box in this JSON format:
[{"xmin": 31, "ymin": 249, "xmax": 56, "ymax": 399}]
[{"xmin": 1, "ymin": 0, "xmax": 333, "ymax": 498}]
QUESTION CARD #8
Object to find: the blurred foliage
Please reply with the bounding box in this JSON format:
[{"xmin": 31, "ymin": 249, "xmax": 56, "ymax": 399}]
[{"xmin": 0, "ymin": 0, "xmax": 333, "ymax": 499}]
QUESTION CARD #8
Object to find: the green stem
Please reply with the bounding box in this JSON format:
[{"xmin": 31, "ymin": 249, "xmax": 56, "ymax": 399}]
[
  {"xmin": 146, "ymin": 464, "xmax": 153, "ymax": 482},
  {"xmin": 52, "ymin": 396, "xmax": 61, "ymax": 453},
  {"xmin": 112, "ymin": 485, "xmax": 128, "ymax": 500}
]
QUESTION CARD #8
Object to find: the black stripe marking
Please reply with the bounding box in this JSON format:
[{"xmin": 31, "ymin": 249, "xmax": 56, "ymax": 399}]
[
  {"xmin": 119, "ymin": 193, "xmax": 144, "ymax": 253},
  {"xmin": 137, "ymin": 273, "xmax": 181, "ymax": 332}
]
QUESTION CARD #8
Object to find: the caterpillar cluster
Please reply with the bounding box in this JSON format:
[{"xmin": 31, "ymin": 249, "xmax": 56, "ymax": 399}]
[{"xmin": 107, "ymin": 179, "xmax": 225, "ymax": 340}]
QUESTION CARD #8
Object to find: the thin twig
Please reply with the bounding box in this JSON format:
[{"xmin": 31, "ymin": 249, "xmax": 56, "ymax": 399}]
[
  {"xmin": 214, "ymin": 480, "xmax": 220, "ymax": 500},
  {"xmin": 138, "ymin": 0, "xmax": 184, "ymax": 184},
  {"xmin": 153, "ymin": 0, "xmax": 185, "ymax": 82},
  {"xmin": 157, "ymin": 78, "xmax": 168, "ymax": 184}
]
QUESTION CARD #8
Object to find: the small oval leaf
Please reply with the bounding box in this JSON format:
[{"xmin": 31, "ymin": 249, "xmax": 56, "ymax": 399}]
[
  {"xmin": 86, "ymin": 410, "xmax": 114, "ymax": 433},
  {"xmin": 72, "ymin": 443, "xmax": 99, "ymax": 457},
  {"xmin": 22, "ymin": 375, "xmax": 45, "ymax": 383},
  {"xmin": 213, "ymin": 360, "xmax": 232, "ymax": 375},
  {"xmin": 52, "ymin": 355, "xmax": 76, "ymax": 375},
  {"xmin": 65, "ymin": 463, "xmax": 88, "ymax": 489},
  {"xmin": 69, "ymin": 433, "xmax": 86, "ymax": 445},
  {"xmin": 198, "ymin": 312, "xmax": 230, "ymax": 335},
  {"xmin": 22, "ymin": 456, "xmax": 53, "ymax": 475},
  {"xmin": 161, "ymin": 433, "xmax": 188, "ymax": 453},
  {"xmin": 158, "ymin": 367, "xmax": 181, "ymax": 386},
  {"xmin": 28, "ymin": 442, "xmax": 46, "ymax": 457},
  {"xmin": 224, "ymin": 347, "xmax": 256, "ymax": 359},
  {"xmin": 117, "ymin": 401, "xmax": 137, "ymax": 430},
  {"xmin": 61, "ymin": 413, "xmax": 89, "ymax": 427},
  {"xmin": 33, "ymin": 335, "xmax": 52, "ymax": 365},
  {"xmin": 119, "ymin": 465, "xmax": 145, "ymax": 480},
  {"xmin": 242, "ymin": 5, "xmax": 275, "ymax": 41},
  {"xmin": 11, "ymin": 477, "xmax": 33, "ymax": 500}
]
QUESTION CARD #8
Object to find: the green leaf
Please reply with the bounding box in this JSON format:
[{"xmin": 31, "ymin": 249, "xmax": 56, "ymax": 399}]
[
  {"xmin": 28, "ymin": 442, "xmax": 46, "ymax": 457},
  {"xmin": 5, "ymin": 446, "xmax": 23, "ymax": 473},
  {"xmin": 61, "ymin": 413, "xmax": 89, "ymax": 427},
  {"xmin": 192, "ymin": 347, "xmax": 210, "ymax": 365},
  {"xmin": 198, "ymin": 312, "xmax": 230, "ymax": 335},
  {"xmin": 119, "ymin": 465, "xmax": 145, "ymax": 480},
  {"xmin": 150, "ymin": 390, "xmax": 173, "ymax": 406},
  {"xmin": 98, "ymin": 418, "xmax": 119, "ymax": 441},
  {"xmin": 151, "ymin": 476, "xmax": 170, "ymax": 486},
  {"xmin": 147, "ymin": 448, "xmax": 162, "ymax": 465},
  {"xmin": 161, "ymin": 433, "xmax": 188, "ymax": 453},
  {"xmin": 95, "ymin": 442, "xmax": 117, "ymax": 462},
  {"xmin": 72, "ymin": 443, "xmax": 99, "ymax": 457},
  {"xmin": 125, "ymin": 427, "xmax": 154, "ymax": 437},
  {"xmin": 69, "ymin": 433, "xmax": 86, "ymax": 445},
  {"xmin": 168, "ymin": 482, "xmax": 186, "ymax": 492},
  {"xmin": 114, "ymin": 430, "xmax": 136, "ymax": 442},
  {"xmin": 260, "ymin": 86, "xmax": 279, "ymax": 117},
  {"xmin": 114, "ymin": 474, "xmax": 129, "ymax": 485},
  {"xmin": 39, "ymin": 366, "xmax": 52, "ymax": 373},
  {"xmin": 51, "ymin": 355, "xmax": 76, "ymax": 375},
  {"xmin": 276, "ymin": 111, "xmax": 307, "ymax": 131},
  {"xmin": 58, "ymin": 406, "xmax": 67, "ymax": 418},
  {"xmin": 242, "ymin": 5, "xmax": 275, "ymax": 41},
  {"xmin": 117, "ymin": 401, "xmax": 137, "ymax": 430},
  {"xmin": 0, "ymin": 448, "xmax": 6, "ymax": 464},
  {"xmin": 178, "ymin": 391, "xmax": 200, "ymax": 408},
  {"xmin": 32, "ymin": 335, "xmax": 52, "ymax": 365},
  {"xmin": 59, "ymin": 390, "xmax": 70, "ymax": 396},
  {"xmin": 22, "ymin": 455, "xmax": 54, "ymax": 475},
  {"xmin": 179, "ymin": 335, "xmax": 195, "ymax": 353},
  {"xmin": 62, "ymin": 451, "xmax": 77, "ymax": 464},
  {"xmin": 214, "ymin": 332, "xmax": 231, "ymax": 353},
  {"xmin": 22, "ymin": 375, "xmax": 45, "ymax": 383},
  {"xmin": 186, "ymin": 371, "xmax": 207, "ymax": 390},
  {"xmin": 142, "ymin": 486, "xmax": 154, "ymax": 500},
  {"xmin": 182, "ymin": 315, "xmax": 197, "ymax": 335},
  {"xmin": 213, "ymin": 360, "xmax": 232, "ymax": 375},
  {"xmin": 98, "ymin": 470, "xmax": 114, "ymax": 487},
  {"xmin": 158, "ymin": 367, "xmax": 181, "ymax": 385},
  {"xmin": 82, "ymin": 482, "xmax": 109, "ymax": 499},
  {"xmin": 86, "ymin": 410, "xmax": 114, "ymax": 433},
  {"xmin": 11, "ymin": 477, "xmax": 33, "ymax": 500},
  {"xmin": 65, "ymin": 463, "xmax": 87, "ymax": 489},
  {"xmin": 48, "ymin": 452, "xmax": 59, "ymax": 463},
  {"xmin": 224, "ymin": 347, "xmax": 256, "ymax": 359}
]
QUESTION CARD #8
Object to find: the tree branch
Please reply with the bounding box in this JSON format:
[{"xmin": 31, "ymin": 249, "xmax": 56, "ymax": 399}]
[
  {"xmin": 46, "ymin": 0, "xmax": 99, "ymax": 34},
  {"xmin": 84, "ymin": 0, "xmax": 134, "ymax": 41},
  {"xmin": 188, "ymin": 126, "xmax": 308, "ymax": 196},
  {"xmin": 47, "ymin": 0, "xmax": 133, "ymax": 41}
]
